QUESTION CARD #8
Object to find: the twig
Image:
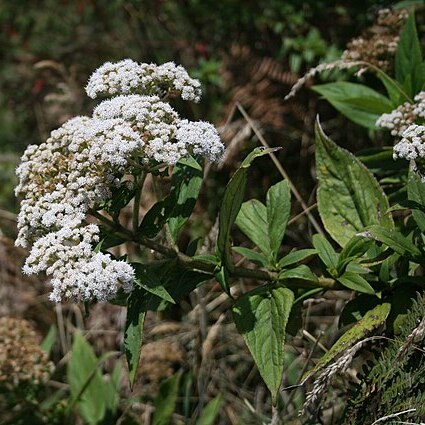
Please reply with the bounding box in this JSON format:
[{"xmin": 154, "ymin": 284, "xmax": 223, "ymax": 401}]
[
  {"xmin": 302, "ymin": 330, "xmax": 328, "ymax": 353},
  {"xmin": 0, "ymin": 209, "xmax": 17, "ymax": 221},
  {"xmin": 88, "ymin": 209, "xmax": 340, "ymax": 290},
  {"xmin": 371, "ymin": 409, "xmax": 417, "ymax": 425},
  {"xmin": 288, "ymin": 203, "xmax": 317, "ymax": 226},
  {"xmin": 132, "ymin": 171, "xmax": 146, "ymax": 233},
  {"xmin": 55, "ymin": 304, "xmax": 69, "ymax": 355},
  {"xmin": 284, "ymin": 331, "xmax": 324, "ymax": 412},
  {"xmin": 271, "ymin": 404, "xmax": 280, "ymax": 425}
]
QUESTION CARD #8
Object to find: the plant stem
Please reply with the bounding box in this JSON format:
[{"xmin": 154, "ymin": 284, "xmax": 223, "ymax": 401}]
[
  {"xmin": 88, "ymin": 209, "xmax": 340, "ymax": 291},
  {"xmin": 132, "ymin": 171, "xmax": 146, "ymax": 233}
]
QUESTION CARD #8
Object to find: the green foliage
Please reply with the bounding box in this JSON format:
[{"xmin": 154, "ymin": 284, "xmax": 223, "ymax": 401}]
[
  {"xmin": 67, "ymin": 333, "xmax": 120, "ymax": 424},
  {"xmin": 152, "ymin": 373, "xmax": 181, "ymax": 425},
  {"xmin": 232, "ymin": 285, "xmax": 294, "ymax": 402},
  {"xmin": 40, "ymin": 325, "xmax": 57, "ymax": 355},
  {"xmin": 167, "ymin": 156, "xmax": 203, "ymax": 242},
  {"xmin": 395, "ymin": 12, "xmax": 424, "ymax": 97},
  {"xmin": 196, "ymin": 395, "xmax": 223, "ymax": 425},
  {"xmin": 343, "ymin": 294, "xmax": 425, "ymax": 424},
  {"xmin": 6, "ymin": 5, "xmax": 425, "ymax": 424},
  {"xmin": 365, "ymin": 225, "xmax": 421, "ymax": 258},
  {"xmin": 407, "ymin": 168, "xmax": 425, "ymax": 231},
  {"xmin": 312, "ymin": 82, "xmax": 394, "ymax": 129},
  {"xmin": 124, "ymin": 287, "xmax": 146, "ymax": 389},
  {"xmin": 139, "ymin": 156, "xmax": 203, "ymax": 241},
  {"xmin": 217, "ymin": 147, "xmax": 275, "ymax": 267},
  {"xmin": 235, "ymin": 180, "xmax": 291, "ymax": 266},
  {"xmin": 315, "ymin": 120, "xmax": 393, "ymax": 247},
  {"xmin": 303, "ymin": 303, "xmax": 391, "ymax": 381}
]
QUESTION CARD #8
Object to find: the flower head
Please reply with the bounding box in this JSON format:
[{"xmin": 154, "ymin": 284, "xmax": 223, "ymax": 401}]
[
  {"xmin": 16, "ymin": 60, "xmax": 224, "ymax": 302},
  {"xmin": 86, "ymin": 60, "xmax": 202, "ymax": 102}
]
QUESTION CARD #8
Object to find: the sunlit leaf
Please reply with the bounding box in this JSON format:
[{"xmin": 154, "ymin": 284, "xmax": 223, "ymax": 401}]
[
  {"xmin": 313, "ymin": 82, "xmax": 393, "ymax": 128},
  {"xmin": 303, "ymin": 303, "xmax": 391, "ymax": 381},
  {"xmin": 124, "ymin": 287, "xmax": 146, "ymax": 388},
  {"xmin": 267, "ymin": 180, "xmax": 291, "ymax": 262},
  {"xmin": 232, "ymin": 285, "xmax": 294, "ymax": 401},
  {"xmin": 315, "ymin": 119, "xmax": 393, "ymax": 247}
]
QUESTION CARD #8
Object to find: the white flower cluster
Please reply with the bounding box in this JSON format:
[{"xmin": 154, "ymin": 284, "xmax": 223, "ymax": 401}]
[
  {"xmin": 376, "ymin": 101, "xmax": 416, "ymax": 137},
  {"xmin": 23, "ymin": 224, "xmax": 133, "ymax": 302},
  {"xmin": 86, "ymin": 59, "xmax": 202, "ymax": 102},
  {"xmin": 393, "ymin": 124, "xmax": 425, "ymax": 181},
  {"xmin": 16, "ymin": 60, "xmax": 224, "ymax": 302},
  {"xmin": 393, "ymin": 124, "xmax": 425, "ymax": 161},
  {"xmin": 16, "ymin": 116, "xmax": 138, "ymax": 302},
  {"xmin": 376, "ymin": 91, "xmax": 425, "ymax": 137},
  {"xmin": 413, "ymin": 91, "xmax": 425, "ymax": 119}
]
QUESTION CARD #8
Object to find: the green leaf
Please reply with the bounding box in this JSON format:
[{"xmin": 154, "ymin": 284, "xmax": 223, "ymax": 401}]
[
  {"xmin": 131, "ymin": 260, "xmax": 211, "ymax": 313},
  {"xmin": 167, "ymin": 156, "xmax": 203, "ymax": 242},
  {"xmin": 124, "ymin": 287, "xmax": 146, "ymax": 388},
  {"xmin": 67, "ymin": 333, "xmax": 106, "ymax": 424},
  {"xmin": 303, "ymin": 303, "xmax": 391, "ymax": 381},
  {"xmin": 235, "ymin": 200, "xmax": 270, "ymax": 257},
  {"xmin": 101, "ymin": 184, "xmax": 136, "ymax": 219},
  {"xmin": 267, "ymin": 180, "xmax": 291, "ymax": 261},
  {"xmin": 387, "ymin": 285, "xmax": 420, "ymax": 334},
  {"xmin": 315, "ymin": 119, "xmax": 393, "ymax": 247},
  {"xmin": 338, "ymin": 271, "xmax": 375, "ymax": 295},
  {"xmin": 162, "ymin": 262, "xmax": 211, "ymax": 303},
  {"xmin": 143, "ymin": 260, "xmax": 211, "ymax": 308},
  {"xmin": 312, "ymin": 82, "xmax": 393, "ymax": 128},
  {"xmin": 197, "ymin": 395, "xmax": 223, "ymax": 425},
  {"xmin": 40, "ymin": 324, "xmax": 57, "ymax": 354},
  {"xmin": 217, "ymin": 147, "xmax": 276, "ymax": 268},
  {"xmin": 232, "ymin": 285, "xmax": 294, "ymax": 401},
  {"xmin": 133, "ymin": 263, "xmax": 175, "ymax": 303},
  {"xmin": 376, "ymin": 69, "xmax": 411, "ymax": 106},
  {"xmin": 345, "ymin": 262, "xmax": 370, "ymax": 274},
  {"xmin": 337, "ymin": 235, "xmax": 374, "ymax": 274},
  {"xmin": 395, "ymin": 12, "xmax": 424, "ymax": 96},
  {"xmin": 232, "ymin": 246, "xmax": 269, "ymax": 266},
  {"xmin": 139, "ymin": 156, "xmax": 202, "ymax": 240},
  {"xmin": 365, "ymin": 225, "xmax": 421, "ymax": 257},
  {"xmin": 339, "ymin": 235, "xmax": 374, "ymax": 263},
  {"xmin": 357, "ymin": 146, "xmax": 405, "ymax": 174},
  {"xmin": 139, "ymin": 200, "xmax": 168, "ymax": 238},
  {"xmin": 103, "ymin": 362, "xmax": 121, "ymax": 415},
  {"xmin": 279, "ymin": 265, "xmax": 318, "ymax": 283},
  {"xmin": 278, "ymin": 248, "xmax": 317, "ymax": 268},
  {"xmin": 339, "ymin": 295, "xmax": 381, "ymax": 327},
  {"xmin": 407, "ymin": 168, "xmax": 425, "ymax": 232},
  {"xmin": 215, "ymin": 265, "xmax": 231, "ymax": 295},
  {"xmin": 152, "ymin": 373, "xmax": 181, "ymax": 425},
  {"xmin": 312, "ymin": 234, "xmax": 338, "ymax": 270},
  {"xmin": 97, "ymin": 226, "xmax": 128, "ymax": 250}
]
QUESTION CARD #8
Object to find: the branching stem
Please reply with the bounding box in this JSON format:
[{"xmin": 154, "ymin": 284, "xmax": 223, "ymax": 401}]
[
  {"xmin": 89, "ymin": 209, "xmax": 340, "ymax": 291},
  {"xmin": 132, "ymin": 171, "xmax": 146, "ymax": 233}
]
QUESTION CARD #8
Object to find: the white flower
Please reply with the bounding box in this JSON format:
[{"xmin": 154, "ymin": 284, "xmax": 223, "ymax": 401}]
[
  {"xmin": 16, "ymin": 60, "xmax": 224, "ymax": 303},
  {"xmin": 86, "ymin": 60, "xmax": 202, "ymax": 102},
  {"xmin": 176, "ymin": 120, "xmax": 224, "ymax": 163},
  {"xmin": 413, "ymin": 91, "xmax": 425, "ymax": 119},
  {"xmin": 376, "ymin": 91, "xmax": 425, "ymax": 138},
  {"xmin": 376, "ymin": 102, "xmax": 416, "ymax": 137}
]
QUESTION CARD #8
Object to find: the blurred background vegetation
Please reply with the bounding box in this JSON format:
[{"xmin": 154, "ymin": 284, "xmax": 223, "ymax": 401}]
[
  {"xmin": 0, "ymin": 0, "xmax": 390, "ymax": 212},
  {"xmin": 0, "ymin": 1, "xmax": 421, "ymax": 424}
]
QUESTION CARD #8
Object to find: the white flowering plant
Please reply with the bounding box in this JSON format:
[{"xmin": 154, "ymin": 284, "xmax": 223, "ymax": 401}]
[
  {"xmin": 14, "ymin": 10, "xmax": 425, "ymax": 417},
  {"xmin": 16, "ymin": 59, "xmax": 327, "ymax": 405}
]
